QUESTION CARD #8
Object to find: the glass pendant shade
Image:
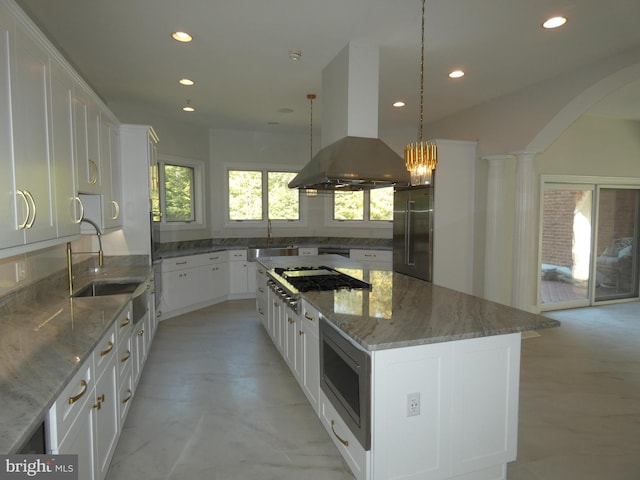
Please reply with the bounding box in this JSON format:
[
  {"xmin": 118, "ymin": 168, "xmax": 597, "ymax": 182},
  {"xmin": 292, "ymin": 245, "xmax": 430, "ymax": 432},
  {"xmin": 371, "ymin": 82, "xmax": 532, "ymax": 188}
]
[{"xmin": 404, "ymin": 140, "xmax": 437, "ymax": 185}]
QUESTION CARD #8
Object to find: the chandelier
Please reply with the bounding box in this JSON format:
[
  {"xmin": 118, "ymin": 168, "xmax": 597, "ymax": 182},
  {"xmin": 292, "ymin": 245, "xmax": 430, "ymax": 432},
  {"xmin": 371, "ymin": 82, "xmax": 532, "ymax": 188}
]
[{"xmin": 404, "ymin": 0, "xmax": 437, "ymax": 186}]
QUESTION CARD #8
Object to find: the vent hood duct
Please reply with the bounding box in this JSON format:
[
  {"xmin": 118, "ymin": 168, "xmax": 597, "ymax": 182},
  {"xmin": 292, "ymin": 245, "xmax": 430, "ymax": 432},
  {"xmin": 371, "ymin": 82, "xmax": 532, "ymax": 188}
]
[{"xmin": 289, "ymin": 43, "xmax": 409, "ymax": 191}]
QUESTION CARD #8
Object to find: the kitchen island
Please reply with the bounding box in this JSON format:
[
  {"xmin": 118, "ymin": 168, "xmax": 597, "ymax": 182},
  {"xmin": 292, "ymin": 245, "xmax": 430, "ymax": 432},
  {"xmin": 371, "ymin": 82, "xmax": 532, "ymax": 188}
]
[{"xmin": 256, "ymin": 255, "xmax": 560, "ymax": 480}]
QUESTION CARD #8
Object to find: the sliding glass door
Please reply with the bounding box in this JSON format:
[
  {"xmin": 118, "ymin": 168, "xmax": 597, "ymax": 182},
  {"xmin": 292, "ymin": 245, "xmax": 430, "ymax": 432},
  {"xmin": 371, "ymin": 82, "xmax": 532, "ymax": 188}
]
[
  {"xmin": 539, "ymin": 182, "xmax": 640, "ymax": 310},
  {"xmin": 594, "ymin": 187, "xmax": 639, "ymax": 301},
  {"xmin": 540, "ymin": 184, "xmax": 594, "ymax": 308}
]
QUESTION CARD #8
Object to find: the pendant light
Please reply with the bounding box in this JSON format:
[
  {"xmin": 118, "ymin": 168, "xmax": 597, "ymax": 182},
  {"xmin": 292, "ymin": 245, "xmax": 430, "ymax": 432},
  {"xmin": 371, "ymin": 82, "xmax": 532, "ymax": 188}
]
[
  {"xmin": 404, "ymin": 0, "xmax": 437, "ymax": 186},
  {"xmin": 305, "ymin": 93, "xmax": 317, "ymax": 197}
]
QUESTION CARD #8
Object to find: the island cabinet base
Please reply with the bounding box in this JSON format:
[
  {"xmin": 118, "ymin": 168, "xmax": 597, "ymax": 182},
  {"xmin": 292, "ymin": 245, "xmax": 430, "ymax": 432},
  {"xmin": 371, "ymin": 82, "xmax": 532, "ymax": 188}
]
[{"xmin": 320, "ymin": 332, "xmax": 521, "ymax": 480}]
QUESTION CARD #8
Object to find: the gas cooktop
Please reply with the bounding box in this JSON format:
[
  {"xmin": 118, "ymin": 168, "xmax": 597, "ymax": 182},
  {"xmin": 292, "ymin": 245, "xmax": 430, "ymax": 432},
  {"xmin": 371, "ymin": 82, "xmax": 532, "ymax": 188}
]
[{"xmin": 272, "ymin": 266, "xmax": 371, "ymax": 293}]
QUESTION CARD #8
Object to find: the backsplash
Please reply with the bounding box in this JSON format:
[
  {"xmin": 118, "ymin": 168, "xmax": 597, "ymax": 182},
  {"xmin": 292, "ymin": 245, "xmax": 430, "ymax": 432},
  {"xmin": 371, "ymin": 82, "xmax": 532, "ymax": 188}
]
[{"xmin": 156, "ymin": 236, "xmax": 392, "ymax": 256}]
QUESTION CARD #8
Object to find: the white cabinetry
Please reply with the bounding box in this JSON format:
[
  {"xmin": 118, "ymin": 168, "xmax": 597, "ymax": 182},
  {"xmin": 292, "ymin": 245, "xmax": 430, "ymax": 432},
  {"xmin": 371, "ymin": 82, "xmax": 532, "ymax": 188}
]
[
  {"xmin": 73, "ymin": 85, "xmax": 101, "ymax": 194},
  {"xmin": 49, "ymin": 59, "xmax": 81, "ymax": 238},
  {"xmin": 229, "ymin": 249, "xmax": 251, "ymax": 299},
  {"xmin": 349, "ymin": 249, "xmax": 392, "ymax": 269},
  {"xmin": 100, "ymin": 113, "xmax": 122, "ymax": 230},
  {"xmin": 48, "ymin": 320, "xmax": 121, "ymax": 480},
  {"xmin": 299, "ymin": 301, "xmax": 320, "ymax": 413},
  {"xmin": 116, "ymin": 124, "xmax": 159, "ymax": 257},
  {"xmin": 160, "ymin": 252, "xmax": 228, "ymax": 319},
  {"xmin": 255, "ymin": 264, "xmax": 267, "ymax": 326},
  {"xmin": 370, "ymin": 333, "xmax": 520, "ymax": 480}
]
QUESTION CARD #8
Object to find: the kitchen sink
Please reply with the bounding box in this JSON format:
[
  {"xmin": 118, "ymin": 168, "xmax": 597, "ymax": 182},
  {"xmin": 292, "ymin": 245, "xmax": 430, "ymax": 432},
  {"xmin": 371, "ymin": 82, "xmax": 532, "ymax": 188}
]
[
  {"xmin": 73, "ymin": 280, "xmax": 141, "ymax": 297},
  {"xmin": 247, "ymin": 246, "xmax": 298, "ymax": 262}
]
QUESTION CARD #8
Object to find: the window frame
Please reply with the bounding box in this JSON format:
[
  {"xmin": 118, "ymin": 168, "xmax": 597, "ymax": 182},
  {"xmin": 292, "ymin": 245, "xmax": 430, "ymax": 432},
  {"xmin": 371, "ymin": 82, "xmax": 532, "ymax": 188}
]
[
  {"xmin": 324, "ymin": 188, "xmax": 394, "ymax": 228},
  {"xmin": 224, "ymin": 163, "xmax": 307, "ymax": 228},
  {"xmin": 158, "ymin": 154, "xmax": 206, "ymax": 231}
]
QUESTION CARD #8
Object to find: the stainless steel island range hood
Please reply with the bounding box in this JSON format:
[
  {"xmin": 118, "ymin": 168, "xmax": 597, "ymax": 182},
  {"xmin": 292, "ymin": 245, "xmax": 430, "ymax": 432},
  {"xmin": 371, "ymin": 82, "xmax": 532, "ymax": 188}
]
[{"xmin": 288, "ymin": 43, "xmax": 409, "ymax": 191}]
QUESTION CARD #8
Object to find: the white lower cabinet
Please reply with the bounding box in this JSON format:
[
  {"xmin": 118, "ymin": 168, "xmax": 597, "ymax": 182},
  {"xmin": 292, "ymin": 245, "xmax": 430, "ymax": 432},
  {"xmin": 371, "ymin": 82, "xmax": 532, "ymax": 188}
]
[
  {"xmin": 48, "ymin": 280, "xmax": 157, "ymax": 480},
  {"xmin": 259, "ymin": 277, "xmax": 521, "ymax": 480},
  {"xmin": 160, "ymin": 252, "xmax": 230, "ymax": 319},
  {"xmin": 299, "ymin": 302, "xmax": 320, "ymax": 413},
  {"xmin": 255, "ymin": 264, "xmax": 267, "ymax": 327}
]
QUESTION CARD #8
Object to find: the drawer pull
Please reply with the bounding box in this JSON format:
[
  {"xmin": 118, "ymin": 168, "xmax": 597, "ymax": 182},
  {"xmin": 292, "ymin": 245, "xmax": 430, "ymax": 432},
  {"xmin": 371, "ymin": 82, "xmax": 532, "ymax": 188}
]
[
  {"xmin": 331, "ymin": 420, "xmax": 349, "ymax": 447},
  {"xmin": 68, "ymin": 380, "xmax": 88, "ymax": 405},
  {"xmin": 100, "ymin": 341, "xmax": 114, "ymax": 356},
  {"xmin": 299, "ymin": 330, "xmax": 304, "ymax": 336},
  {"xmin": 288, "ymin": 317, "xmax": 294, "ymax": 325},
  {"xmin": 273, "ymin": 302, "xmax": 280, "ymax": 308},
  {"xmin": 121, "ymin": 389, "xmax": 133, "ymax": 404},
  {"xmin": 120, "ymin": 317, "xmax": 130, "ymax": 328},
  {"xmin": 175, "ymin": 261, "xmax": 188, "ymax": 265},
  {"xmin": 258, "ymin": 287, "xmax": 264, "ymax": 293},
  {"xmin": 304, "ymin": 312, "xmax": 315, "ymax": 322},
  {"xmin": 210, "ymin": 256, "xmax": 219, "ymax": 260},
  {"xmin": 137, "ymin": 329, "xmax": 144, "ymax": 336},
  {"xmin": 258, "ymin": 308, "xmax": 264, "ymax": 315},
  {"xmin": 121, "ymin": 350, "xmax": 131, "ymax": 362},
  {"xmin": 258, "ymin": 269, "xmax": 264, "ymax": 274}
]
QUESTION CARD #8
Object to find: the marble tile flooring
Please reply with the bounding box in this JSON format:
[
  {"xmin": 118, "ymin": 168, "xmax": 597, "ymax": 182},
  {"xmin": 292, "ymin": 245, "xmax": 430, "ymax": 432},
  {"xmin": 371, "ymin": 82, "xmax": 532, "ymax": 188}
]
[{"xmin": 105, "ymin": 299, "xmax": 640, "ymax": 480}]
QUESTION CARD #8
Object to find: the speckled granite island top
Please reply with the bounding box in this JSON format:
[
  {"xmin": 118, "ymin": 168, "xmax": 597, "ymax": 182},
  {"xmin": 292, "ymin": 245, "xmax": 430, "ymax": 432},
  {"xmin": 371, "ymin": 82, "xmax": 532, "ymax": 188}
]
[
  {"xmin": 259, "ymin": 255, "xmax": 560, "ymax": 351},
  {"xmin": 0, "ymin": 266, "xmax": 151, "ymax": 454}
]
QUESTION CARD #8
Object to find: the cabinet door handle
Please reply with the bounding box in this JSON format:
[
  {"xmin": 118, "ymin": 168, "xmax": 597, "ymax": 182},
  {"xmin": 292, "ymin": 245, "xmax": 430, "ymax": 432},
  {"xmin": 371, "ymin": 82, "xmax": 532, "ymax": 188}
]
[
  {"xmin": 258, "ymin": 287, "xmax": 264, "ymax": 293},
  {"xmin": 74, "ymin": 196, "xmax": 84, "ymax": 224},
  {"xmin": 258, "ymin": 269, "xmax": 264, "ymax": 274},
  {"xmin": 88, "ymin": 159, "xmax": 98, "ymax": 184},
  {"xmin": 68, "ymin": 380, "xmax": 88, "ymax": 405},
  {"xmin": 304, "ymin": 312, "xmax": 314, "ymax": 322},
  {"xmin": 16, "ymin": 190, "xmax": 30, "ymax": 230},
  {"xmin": 120, "ymin": 317, "xmax": 130, "ymax": 328},
  {"xmin": 258, "ymin": 308, "xmax": 264, "ymax": 315},
  {"xmin": 331, "ymin": 420, "xmax": 349, "ymax": 447},
  {"xmin": 299, "ymin": 330, "xmax": 304, "ymax": 336},
  {"xmin": 100, "ymin": 341, "xmax": 114, "ymax": 356},
  {"xmin": 24, "ymin": 190, "xmax": 36, "ymax": 228},
  {"xmin": 288, "ymin": 317, "xmax": 294, "ymax": 324},
  {"xmin": 121, "ymin": 389, "xmax": 133, "ymax": 404},
  {"xmin": 137, "ymin": 329, "xmax": 144, "ymax": 336},
  {"xmin": 120, "ymin": 350, "xmax": 131, "ymax": 362},
  {"xmin": 111, "ymin": 200, "xmax": 120, "ymax": 220}
]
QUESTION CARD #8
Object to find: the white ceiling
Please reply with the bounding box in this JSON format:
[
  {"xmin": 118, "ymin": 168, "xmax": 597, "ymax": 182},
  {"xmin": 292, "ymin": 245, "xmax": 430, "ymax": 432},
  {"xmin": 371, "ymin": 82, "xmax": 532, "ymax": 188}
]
[{"xmin": 14, "ymin": 0, "xmax": 640, "ymax": 133}]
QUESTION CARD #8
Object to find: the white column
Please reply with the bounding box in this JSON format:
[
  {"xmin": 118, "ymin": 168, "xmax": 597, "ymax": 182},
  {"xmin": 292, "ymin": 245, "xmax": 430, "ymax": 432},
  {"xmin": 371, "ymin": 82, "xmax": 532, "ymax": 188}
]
[
  {"xmin": 483, "ymin": 155, "xmax": 511, "ymax": 304},
  {"xmin": 511, "ymin": 152, "xmax": 537, "ymax": 311}
]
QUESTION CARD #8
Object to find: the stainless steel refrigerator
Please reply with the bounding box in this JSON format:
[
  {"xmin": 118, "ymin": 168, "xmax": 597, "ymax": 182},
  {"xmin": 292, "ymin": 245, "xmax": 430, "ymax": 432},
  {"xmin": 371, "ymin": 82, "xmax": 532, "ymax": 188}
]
[{"xmin": 393, "ymin": 186, "xmax": 433, "ymax": 281}]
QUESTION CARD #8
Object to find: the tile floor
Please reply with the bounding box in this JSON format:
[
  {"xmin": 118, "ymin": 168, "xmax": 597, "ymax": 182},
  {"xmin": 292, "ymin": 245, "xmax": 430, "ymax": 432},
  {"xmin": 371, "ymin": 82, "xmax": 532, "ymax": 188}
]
[{"xmin": 105, "ymin": 299, "xmax": 640, "ymax": 480}]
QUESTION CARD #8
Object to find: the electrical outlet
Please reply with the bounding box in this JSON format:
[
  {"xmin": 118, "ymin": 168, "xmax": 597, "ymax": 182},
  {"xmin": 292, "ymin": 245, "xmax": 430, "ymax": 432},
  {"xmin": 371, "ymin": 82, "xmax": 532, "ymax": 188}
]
[
  {"xmin": 407, "ymin": 392, "xmax": 421, "ymax": 417},
  {"xmin": 14, "ymin": 261, "xmax": 26, "ymax": 282}
]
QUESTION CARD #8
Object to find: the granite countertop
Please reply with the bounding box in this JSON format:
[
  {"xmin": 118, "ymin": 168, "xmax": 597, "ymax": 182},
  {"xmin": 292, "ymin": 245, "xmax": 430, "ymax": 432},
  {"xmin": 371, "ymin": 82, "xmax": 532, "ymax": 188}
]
[
  {"xmin": 0, "ymin": 266, "xmax": 152, "ymax": 454},
  {"xmin": 258, "ymin": 255, "xmax": 560, "ymax": 351}
]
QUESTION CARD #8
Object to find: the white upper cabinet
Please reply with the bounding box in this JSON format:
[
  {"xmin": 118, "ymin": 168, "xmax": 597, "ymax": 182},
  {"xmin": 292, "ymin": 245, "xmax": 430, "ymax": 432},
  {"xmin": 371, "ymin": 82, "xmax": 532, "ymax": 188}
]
[
  {"xmin": 49, "ymin": 58, "xmax": 81, "ymax": 238},
  {"xmin": 0, "ymin": 9, "xmax": 22, "ymax": 249},
  {"xmin": 73, "ymin": 85, "xmax": 102, "ymax": 194},
  {"xmin": 11, "ymin": 20, "xmax": 56, "ymax": 244}
]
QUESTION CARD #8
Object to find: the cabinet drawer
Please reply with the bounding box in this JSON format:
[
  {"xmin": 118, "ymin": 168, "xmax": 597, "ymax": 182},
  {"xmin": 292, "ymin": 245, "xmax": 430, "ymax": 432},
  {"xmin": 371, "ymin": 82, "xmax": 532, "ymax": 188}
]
[
  {"xmin": 118, "ymin": 367, "xmax": 134, "ymax": 428},
  {"xmin": 194, "ymin": 250, "xmax": 228, "ymax": 265},
  {"xmin": 161, "ymin": 256, "xmax": 196, "ymax": 272},
  {"xmin": 94, "ymin": 323, "xmax": 116, "ymax": 379},
  {"xmin": 301, "ymin": 301, "xmax": 320, "ymax": 335},
  {"xmin": 320, "ymin": 391, "xmax": 368, "ymax": 480},
  {"xmin": 48, "ymin": 356, "xmax": 94, "ymax": 448},
  {"xmin": 349, "ymin": 249, "xmax": 392, "ymax": 263},
  {"xmin": 228, "ymin": 249, "xmax": 247, "ymax": 261},
  {"xmin": 117, "ymin": 334, "xmax": 132, "ymax": 378},
  {"xmin": 116, "ymin": 303, "xmax": 133, "ymax": 347}
]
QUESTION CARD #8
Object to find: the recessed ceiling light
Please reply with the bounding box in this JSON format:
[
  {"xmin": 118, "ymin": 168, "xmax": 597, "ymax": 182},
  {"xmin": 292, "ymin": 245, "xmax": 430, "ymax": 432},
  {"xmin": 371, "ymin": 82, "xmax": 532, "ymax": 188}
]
[
  {"xmin": 393, "ymin": 101, "xmax": 406, "ymax": 108},
  {"xmin": 172, "ymin": 31, "xmax": 193, "ymax": 42},
  {"xmin": 182, "ymin": 100, "xmax": 195, "ymax": 112},
  {"xmin": 179, "ymin": 78, "xmax": 195, "ymax": 86},
  {"xmin": 449, "ymin": 70, "xmax": 465, "ymax": 79},
  {"xmin": 543, "ymin": 16, "xmax": 567, "ymax": 29}
]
